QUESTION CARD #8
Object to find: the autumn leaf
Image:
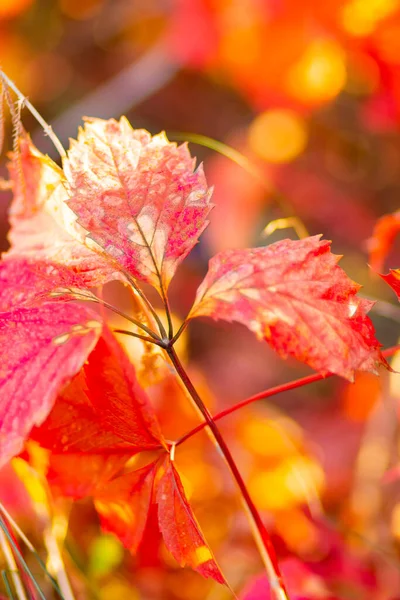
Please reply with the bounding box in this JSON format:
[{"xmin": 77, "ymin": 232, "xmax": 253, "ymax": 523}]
[
  {"xmin": 63, "ymin": 117, "xmax": 213, "ymax": 293},
  {"xmin": 157, "ymin": 456, "xmax": 225, "ymax": 583},
  {"xmin": 6, "ymin": 133, "xmax": 118, "ymax": 287},
  {"xmin": 0, "ymin": 302, "xmax": 101, "ymax": 468},
  {"xmin": 95, "ymin": 460, "xmax": 159, "ymax": 552},
  {"xmin": 32, "ymin": 327, "xmax": 165, "ymax": 496},
  {"xmin": 380, "ymin": 269, "xmax": 400, "ymax": 300},
  {"xmin": 0, "ymin": 258, "xmax": 84, "ymax": 311},
  {"xmin": 368, "ymin": 210, "xmax": 400, "ymax": 272},
  {"xmin": 188, "ymin": 236, "xmax": 385, "ymax": 380},
  {"xmin": 33, "ymin": 327, "xmax": 164, "ymax": 456}
]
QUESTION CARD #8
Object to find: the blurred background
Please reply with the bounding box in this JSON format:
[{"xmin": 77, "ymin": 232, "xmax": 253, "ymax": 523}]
[{"xmin": 2, "ymin": 1, "xmax": 400, "ymax": 599}]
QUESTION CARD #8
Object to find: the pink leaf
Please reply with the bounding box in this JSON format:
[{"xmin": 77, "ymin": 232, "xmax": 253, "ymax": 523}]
[
  {"xmin": 189, "ymin": 236, "xmax": 385, "ymax": 380},
  {"xmin": 64, "ymin": 117, "xmax": 213, "ymax": 292},
  {"xmin": 0, "ymin": 302, "xmax": 101, "ymax": 467},
  {"xmin": 0, "ymin": 258, "xmax": 83, "ymax": 311}
]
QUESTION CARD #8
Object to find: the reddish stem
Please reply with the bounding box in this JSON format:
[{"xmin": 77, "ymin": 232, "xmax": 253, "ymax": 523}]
[
  {"xmin": 176, "ymin": 344, "xmax": 400, "ymax": 447},
  {"xmin": 166, "ymin": 345, "xmax": 288, "ymax": 600}
]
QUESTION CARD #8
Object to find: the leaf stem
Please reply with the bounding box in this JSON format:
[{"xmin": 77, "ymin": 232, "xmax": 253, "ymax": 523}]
[
  {"xmin": 166, "ymin": 345, "xmax": 288, "ymax": 600},
  {"xmin": 176, "ymin": 344, "xmax": 400, "ymax": 446},
  {"xmin": 114, "ymin": 328, "xmax": 165, "ymax": 347},
  {"xmin": 126, "ymin": 274, "xmax": 168, "ymax": 339},
  {"xmin": 67, "ymin": 291, "xmax": 162, "ymax": 341},
  {"xmin": 170, "ymin": 320, "xmax": 188, "ymax": 345}
]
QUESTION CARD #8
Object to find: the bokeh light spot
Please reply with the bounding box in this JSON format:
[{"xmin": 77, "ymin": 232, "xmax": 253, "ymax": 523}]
[
  {"xmin": 248, "ymin": 109, "xmax": 308, "ymax": 163},
  {"xmin": 286, "ymin": 40, "xmax": 347, "ymax": 105},
  {"xmin": 341, "ymin": 0, "xmax": 399, "ymax": 37}
]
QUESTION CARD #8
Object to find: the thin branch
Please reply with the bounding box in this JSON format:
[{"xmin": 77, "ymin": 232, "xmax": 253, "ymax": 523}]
[
  {"xmin": 62, "ymin": 290, "xmax": 162, "ymax": 341},
  {"xmin": 125, "ymin": 274, "xmax": 167, "ymax": 339},
  {"xmin": 166, "ymin": 345, "xmax": 288, "ymax": 600},
  {"xmin": 0, "ymin": 70, "xmax": 66, "ymax": 159},
  {"xmin": 176, "ymin": 344, "xmax": 400, "ymax": 446},
  {"xmin": 0, "ymin": 528, "xmax": 28, "ymax": 600},
  {"xmin": 0, "ymin": 517, "xmax": 46, "ymax": 600},
  {"xmin": 114, "ymin": 328, "xmax": 165, "ymax": 347}
]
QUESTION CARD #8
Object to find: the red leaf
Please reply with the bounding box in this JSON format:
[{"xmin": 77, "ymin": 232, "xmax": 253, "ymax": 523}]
[
  {"xmin": 189, "ymin": 236, "xmax": 385, "ymax": 380},
  {"xmin": 0, "ymin": 302, "xmax": 101, "ymax": 467},
  {"xmin": 34, "ymin": 327, "xmax": 164, "ymax": 454},
  {"xmin": 95, "ymin": 460, "xmax": 158, "ymax": 552},
  {"xmin": 380, "ymin": 269, "xmax": 400, "ymax": 300},
  {"xmin": 64, "ymin": 117, "xmax": 213, "ymax": 292},
  {"xmin": 157, "ymin": 456, "xmax": 225, "ymax": 584},
  {"xmin": 32, "ymin": 327, "xmax": 165, "ymax": 496},
  {"xmin": 47, "ymin": 454, "xmax": 131, "ymax": 499},
  {"xmin": 6, "ymin": 134, "xmax": 117, "ymax": 287}
]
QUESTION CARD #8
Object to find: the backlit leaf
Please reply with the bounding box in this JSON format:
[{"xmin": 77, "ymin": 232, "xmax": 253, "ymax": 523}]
[
  {"xmin": 64, "ymin": 117, "xmax": 213, "ymax": 293},
  {"xmin": 33, "ymin": 327, "xmax": 164, "ymax": 455},
  {"xmin": 32, "ymin": 327, "xmax": 165, "ymax": 496},
  {"xmin": 189, "ymin": 236, "xmax": 385, "ymax": 380},
  {"xmin": 0, "ymin": 302, "xmax": 101, "ymax": 467},
  {"xmin": 95, "ymin": 461, "xmax": 159, "ymax": 552},
  {"xmin": 0, "ymin": 258, "xmax": 83, "ymax": 311},
  {"xmin": 6, "ymin": 133, "xmax": 117, "ymax": 286},
  {"xmin": 157, "ymin": 456, "xmax": 225, "ymax": 584}
]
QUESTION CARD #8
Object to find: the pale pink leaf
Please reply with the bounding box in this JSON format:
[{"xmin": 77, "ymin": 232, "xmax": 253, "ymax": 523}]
[
  {"xmin": 64, "ymin": 117, "xmax": 213, "ymax": 292},
  {"xmin": 6, "ymin": 134, "xmax": 118, "ymax": 287}
]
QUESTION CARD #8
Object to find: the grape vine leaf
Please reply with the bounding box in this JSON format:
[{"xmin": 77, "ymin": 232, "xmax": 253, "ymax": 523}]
[
  {"xmin": 0, "ymin": 302, "xmax": 101, "ymax": 468},
  {"xmin": 157, "ymin": 456, "xmax": 225, "ymax": 583},
  {"xmin": 63, "ymin": 117, "xmax": 213, "ymax": 293},
  {"xmin": 188, "ymin": 236, "xmax": 385, "ymax": 380},
  {"xmin": 6, "ymin": 133, "xmax": 118, "ymax": 286}
]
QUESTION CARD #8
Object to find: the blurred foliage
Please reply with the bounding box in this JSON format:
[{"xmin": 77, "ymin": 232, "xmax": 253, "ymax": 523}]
[{"xmin": 2, "ymin": 1, "xmax": 400, "ymax": 599}]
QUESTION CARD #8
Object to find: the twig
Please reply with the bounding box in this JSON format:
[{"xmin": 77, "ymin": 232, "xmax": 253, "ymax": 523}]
[
  {"xmin": 0, "ymin": 528, "xmax": 28, "ymax": 600},
  {"xmin": 166, "ymin": 345, "xmax": 289, "ymax": 600}
]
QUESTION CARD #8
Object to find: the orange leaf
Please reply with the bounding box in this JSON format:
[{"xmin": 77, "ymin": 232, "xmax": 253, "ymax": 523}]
[
  {"xmin": 368, "ymin": 211, "xmax": 400, "ymax": 272},
  {"xmin": 95, "ymin": 460, "xmax": 159, "ymax": 552}
]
